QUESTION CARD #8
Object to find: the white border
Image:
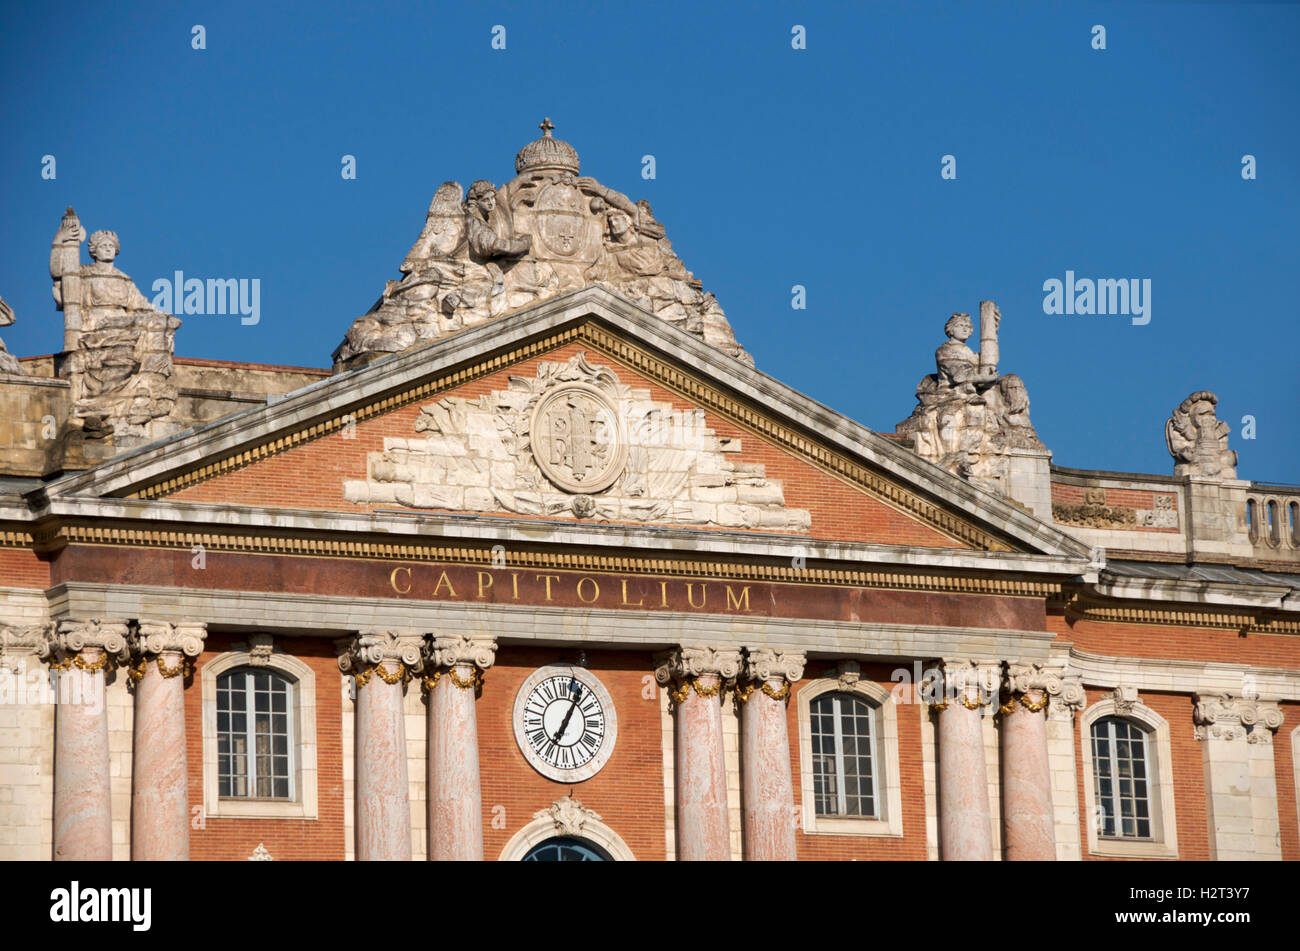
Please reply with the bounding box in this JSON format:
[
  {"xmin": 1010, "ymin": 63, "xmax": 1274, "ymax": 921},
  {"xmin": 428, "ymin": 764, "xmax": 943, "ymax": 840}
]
[
  {"xmin": 202, "ymin": 647, "xmax": 318, "ymax": 820},
  {"xmin": 512, "ymin": 664, "xmax": 619, "ymax": 783},
  {"xmin": 1079, "ymin": 697, "xmax": 1178, "ymax": 859},
  {"xmin": 797, "ymin": 678, "xmax": 903, "ymax": 837}
]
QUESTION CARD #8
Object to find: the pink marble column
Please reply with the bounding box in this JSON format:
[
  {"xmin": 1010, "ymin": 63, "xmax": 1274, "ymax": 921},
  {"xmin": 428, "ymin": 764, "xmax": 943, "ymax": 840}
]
[
  {"xmin": 425, "ymin": 635, "xmax": 496, "ymax": 861},
  {"xmin": 935, "ymin": 661, "xmax": 997, "ymax": 861},
  {"xmin": 130, "ymin": 621, "xmax": 206, "ymax": 861},
  {"xmin": 48, "ymin": 620, "xmax": 129, "ymax": 861},
  {"xmin": 657, "ymin": 647, "xmax": 741, "ymax": 861},
  {"xmin": 1000, "ymin": 664, "xmax": 1057, "ymax": 861},
  {"xmin": 739, "ymin": 649, "xmax": 804, "ymax": 861},
  {"xmin": 340, "ymin": 632, "xmax": 422, "ymax": 861}
]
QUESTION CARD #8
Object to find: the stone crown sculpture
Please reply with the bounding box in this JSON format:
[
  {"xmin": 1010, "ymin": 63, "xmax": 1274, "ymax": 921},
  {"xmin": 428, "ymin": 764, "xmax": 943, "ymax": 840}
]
[
  {"xmin": 894, "ymin": 301, "xmax": 1045, "ymax": 496},
  {"xmin": 1166, "ymin": 390, "xmax": 1237, "ymax": 479},
  {"xmin": 333, "ymin": 119, "xmax": 751, "ymax": 369}
]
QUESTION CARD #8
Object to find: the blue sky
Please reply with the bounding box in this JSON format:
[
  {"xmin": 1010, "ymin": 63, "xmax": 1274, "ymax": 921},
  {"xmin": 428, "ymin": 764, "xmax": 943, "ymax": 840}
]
[{"xmin": 2, "ymin": 1, "xmax": 1297, "ymax": 481}]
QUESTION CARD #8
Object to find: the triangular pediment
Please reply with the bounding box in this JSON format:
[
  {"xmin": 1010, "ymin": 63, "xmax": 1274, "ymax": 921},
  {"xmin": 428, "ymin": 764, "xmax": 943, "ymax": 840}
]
[{"xmin": 37, "ymin": 288, "xmax": 1092, "ymax": 559}]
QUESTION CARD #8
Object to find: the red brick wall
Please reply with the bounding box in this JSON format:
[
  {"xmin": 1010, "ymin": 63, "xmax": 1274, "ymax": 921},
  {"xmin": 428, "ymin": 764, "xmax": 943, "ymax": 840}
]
[
  {"xmin": 1050, "ymin": 482, "xmax": 1181, "ymax": 533},
  {"xmin": 481, "ymin": 647, "xmax": 666, "ymax": 860},
  {"xmin": 167, "ymin": 342, "xmax": 960, "ymax": 549},
  {"xmin": 1275, "ymin": 705, "xmax": 1300, "ymax": 861},
  {"xmin": 1048, "ymin": 608, "xmax": 1300, "ymax": 669},
  {"xmin": 0, "ymin": 547, "xmax": 48, "ymax": 587},
  {"xmin": 186, "ymin": 633, "xmax": 346, "ymax": 860}
]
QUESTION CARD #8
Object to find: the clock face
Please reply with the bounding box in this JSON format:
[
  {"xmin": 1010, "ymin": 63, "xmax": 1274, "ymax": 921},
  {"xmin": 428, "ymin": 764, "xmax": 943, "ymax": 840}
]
[{"xmin": 513, "ymin": 665, "xmax": 618, "ymax": 783}]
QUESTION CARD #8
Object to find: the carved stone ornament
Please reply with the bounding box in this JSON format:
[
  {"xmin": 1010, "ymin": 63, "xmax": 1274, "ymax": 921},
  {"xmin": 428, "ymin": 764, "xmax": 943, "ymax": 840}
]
[
  {"xmin": 654, "ymin": 646, "xmax": 744, "ymax": 687},
  {"xmin": 832, "ymin": 660, "xmax": 862, "ymax": 690},
  {"xmin": 742, "ymin": 649, "xmax": 806, "ymax": 685},
  {"xmin": 427, "ymin": 635, "xmax": 497, "ymax": 672},
  {"xmin": 1193, "ymin": 693, "xmax": 1284, "ymax": 744},
  {"xmin": 334, "ymin": 119, "xmax": 750, "ymax": 369},
  {"xmin": 1111, "ymin": 684, "xmax": 1139, "ymax": 715},
  {"xmin": 0, "ymin": 295, "xmax": 26, "ymax": 376},
  {"xmin": 895, "ymin": 301, "xmax": 1046, "ymax": 497},
  {"xmin": 530, "ymin": 382, "xmax": 627, "ymax": 493},
  {"xmin": 534, "ymin": 795, "xmax": 601, "ymax": 838},
  {"xmin": 42, "ymin": 619, "xmax": 131, "ymax": 666},
  {"xmin": 0, "ymin": 623, "xmax": 51, "ymax": 672},
  {"xmin": 246, "ymin": 633, "xmax": 275, "ymax": 667},
  {"xmin": 248, "ymin": 843, "xmax": 273, "ymax": 861},
  {"xmin": 1165, "ymin": 391, "xmax": 1237, "ymax": 479},
  {"xmin": 343, "ymin": 351, "xmax": 810, "ymax": 530},
  {"xmin": 130, "ymin": 620, "xmax": 207, "ymax": 658},
  {"xmin": 336, "ymin": 631, "xmax": 424, "ymax": 677}
]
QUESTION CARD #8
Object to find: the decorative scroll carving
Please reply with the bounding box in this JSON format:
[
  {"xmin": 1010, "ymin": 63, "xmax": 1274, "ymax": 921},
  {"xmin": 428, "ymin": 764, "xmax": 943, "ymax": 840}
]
[
  {"xmin": 742, "ymin": 649, "xmax": 805, "ymax": 685},
  {"xmin": 42, "ymin": 618, "xmax": 131, "ymax": 669},
  {"xmin": 533, "ymin": 795, "xmax": 601, "ymax": 838},
  {"xmin": 831, "ymin": 660, "xmax": 861, "ymax": 690},
  {"xmin": 1193, "ymin": 693, "xmax": 1284, "ymax": 743},
  {"xmin": 895, "ymin": 302, "xmax": 1045, "ymax": 496},
  {"xmin": 48, "ymin": 209, "xmax": 182, "ymax": 444},
  {"xmin": 0, "ymin": 296, "xmax": 25, "ymax": 376},
  {"xmin": 343, "ymin": 351, "xmax": 809, "ymax": 530},
  {"xmin": 655, "ymin": 647, "xmax": 743, "ymax": 704},
  {"xmin": 336, "ymin": 631, "xmax": 424, "ymax": 687},
  {"xmin": 1053, "ymin": 491, "xmax": 1178, "ymax": 530},
  {"xmin": 246, "ymin": 633, "xmax": 275, "ymax": 667},
  {"xmin": 335, "ymin": 120, "xmax": 750, "ymax": 368},
  {"xmin": 130, "ymin": 620, "xmax": 207, "ymax": 658},
  {"xmin": 427, "ymin": 635, "xmax": 497, "ymax": 671},
  {"xmin": 0, "ymin": 623, "xmax": 50, "ymax": 672},
  {"xmin": 1166, "ymin": 391, "xmax": 1237, "ymax": 479},
  {"xmin": 1111, "ymin": 684, "xmax": 1139, "ymax": 715},
  {"xmin": 928, "ymin": 658, "xmax": 1002, "ymax": 710}
]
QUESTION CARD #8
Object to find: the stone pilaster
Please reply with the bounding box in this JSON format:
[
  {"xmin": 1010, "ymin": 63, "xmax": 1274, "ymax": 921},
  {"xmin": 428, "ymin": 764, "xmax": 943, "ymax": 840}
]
[
  {"xmin": 1044, "ymin": 674, "xmax": 1085, "ymax": 859},
  {"xmin": 655, "ymin": 646, "xmax": 742, "ymax": 861},
  {"xmin": 932, "ymin": 659, "xmax": 1000, "ymax": 861},
  {"xmin": 128, "ymin": 621, "xmax": 206, "ymax": 861},
  {"xmin": 423, "ymin": 635, "xmax": 496, "ymax": 861},
  {"xmin": 736, "ymin": 649, "xmax": 804, "ymax": 861},
  {"xmin": 338, "ymin": 631, "xmax": 423, "ymax": 861},
  {"xmin": 44, "ymin": 619, "xmax": 129, "ymax": 861},
  {"xmin": 1193, "ymin": 693, "xmax": 1284, "ymax": 860},
  {"xmin": 999, "ymin": 663, "xmax": 1070, "ymax": 861}
]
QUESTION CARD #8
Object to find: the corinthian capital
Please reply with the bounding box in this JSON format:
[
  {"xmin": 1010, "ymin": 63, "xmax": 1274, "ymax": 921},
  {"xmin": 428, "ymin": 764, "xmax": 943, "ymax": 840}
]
[
  {"xmin": 1193, "ymin": 693, "xmax": 1284, "ymax": 743},
  {"xmin": 130, "ymin": 620, "xmax": 207, "ymax": 658},
  {"xmin": 742, "ymin": 649, "xmax": 805, "ymax": 685},
  {"xmin": 654, "ymin": 645, "xmax": 743, "ymax": 687},
  {"xmin": 337, "ymin": 630, "xmax": 424, "ymax": 685},
  {"xmin": 428, "ymin": 635, "xmax": 497, "ymax": 672},
  {"xmin": 43, "ymin": 618, "xmax": 130, "ymax": 667}
]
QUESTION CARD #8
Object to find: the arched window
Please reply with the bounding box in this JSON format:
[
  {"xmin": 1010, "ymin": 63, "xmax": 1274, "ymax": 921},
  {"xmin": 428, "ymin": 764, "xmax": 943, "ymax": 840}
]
[
  {"xmin": 1246, "ymin": 499, "xmax": 1258, "ymax": 543},
  {"xmin": 1289, "ymin": 502, "xmax": 1299, "ymax": 547},
  {"xmin": 217, "ymin": 667, "xmax": 294, "ymax": 800},
  {"xmin": 1090, "ymin": 716, "xmax": 1152, "ymax": 839},
  {"xmin": 522, "ymin": 837, "xmax": 612, "ymax": 861},
  {"xmin": 1267, "ymin": 500, "xmax": 1280, "ymax": 546},
  {"xmin": 809, "ymin": 692, "xmax": 877, "ymax": 819}
]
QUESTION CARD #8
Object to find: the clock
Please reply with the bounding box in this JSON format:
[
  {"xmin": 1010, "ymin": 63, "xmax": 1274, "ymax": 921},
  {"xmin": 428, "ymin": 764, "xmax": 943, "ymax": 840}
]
[{"xmin": 513, "ymin": 665, "xmax": 618, "ymax": 783}]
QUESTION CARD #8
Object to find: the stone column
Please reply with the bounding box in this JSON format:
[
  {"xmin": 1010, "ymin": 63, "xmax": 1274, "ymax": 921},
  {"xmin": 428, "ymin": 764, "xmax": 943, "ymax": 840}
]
[
  {"xmin": 338, "ymin": 631, "xmax": 423, "ymax": 861},
  {"xmin": 128, "ymin": 621, "xmax": 206, "ymax": 861},
  {"xmin": 1193, "ymin": 694, "xmax": 1284, "ymax": 860},
  {"xmin": 44, "ymin": 619, "xmax": 129, "ymax": 861},
  {"xmin": 424, "ymin": 635, "xmax": 496, "ymax": 861},
  {"xmin": 932, "ymin": 659, "xmax": 999, "ymax": 861},
  {"xmin": 737, "ymin": 648, "xmax": 804, "ymax": 861},
  {"xmin": 999, "ymin": 663, "xmax": 1070, "ymax": 861},
  {"xmin": 656, "ymin": 646, "xmax": 742, "ymax": 861}
]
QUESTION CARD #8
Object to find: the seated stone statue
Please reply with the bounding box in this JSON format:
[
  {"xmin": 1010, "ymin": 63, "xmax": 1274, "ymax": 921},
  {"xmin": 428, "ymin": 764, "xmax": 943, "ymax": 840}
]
[
  {"xmin": 1166, "ymin": 391, "xmax": 1237, "ymax": 478},
  {"xmin": 49, "ymin": 210, "xmax": 181, "ymax": 441}
]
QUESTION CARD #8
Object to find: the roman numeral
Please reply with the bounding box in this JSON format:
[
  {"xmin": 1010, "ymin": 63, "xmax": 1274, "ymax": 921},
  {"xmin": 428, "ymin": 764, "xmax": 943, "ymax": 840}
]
[{"xmin": 581, "ymin": 732, "xmax": 599, "ymax": 750}]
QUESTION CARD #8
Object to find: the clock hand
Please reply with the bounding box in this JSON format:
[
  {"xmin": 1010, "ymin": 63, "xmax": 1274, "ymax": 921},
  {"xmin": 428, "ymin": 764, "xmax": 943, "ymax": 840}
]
[{"xmin": 552, "ymin": 682, "xmax": 583, "ymax": 743}]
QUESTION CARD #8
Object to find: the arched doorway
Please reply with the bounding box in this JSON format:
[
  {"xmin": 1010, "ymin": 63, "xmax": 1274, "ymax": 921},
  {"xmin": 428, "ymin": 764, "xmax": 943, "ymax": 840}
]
[{"xmin": 521, "ymin": 836, "xmax": 612, "ymax": 861}]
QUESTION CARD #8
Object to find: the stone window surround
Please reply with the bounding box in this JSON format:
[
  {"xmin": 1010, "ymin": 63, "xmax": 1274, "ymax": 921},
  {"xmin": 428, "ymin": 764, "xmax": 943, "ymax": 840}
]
[
  {"xmin": 1293, "ymin": 724, "xmax": 1300, "ymax": 839},
  {"xmin": 796, "ymin": 677, "xmax": 904, "ymax": 838},
  {"xmin": 1079, "ymin": 696, "xmax": 1179, "ymax": 860},
  {"xmin": 202, "ymin": 647, "xmax": 318, "ymax": 821},
  {"xmin": 498, "ymin": 807, "xmax": 637, "ymax": 861}
]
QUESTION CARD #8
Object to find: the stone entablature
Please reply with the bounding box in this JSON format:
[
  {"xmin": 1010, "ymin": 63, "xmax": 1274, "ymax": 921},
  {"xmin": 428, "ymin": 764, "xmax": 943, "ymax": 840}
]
[{"xmin": 343, "ymin": 352, "xmax": 811, "ymax": 531}]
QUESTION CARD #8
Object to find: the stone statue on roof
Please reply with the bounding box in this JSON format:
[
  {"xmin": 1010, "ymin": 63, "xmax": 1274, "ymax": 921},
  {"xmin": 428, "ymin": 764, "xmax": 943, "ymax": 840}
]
[{"xmin": 334, "ymin": 119, "xmax": 750, "ymax": 369}]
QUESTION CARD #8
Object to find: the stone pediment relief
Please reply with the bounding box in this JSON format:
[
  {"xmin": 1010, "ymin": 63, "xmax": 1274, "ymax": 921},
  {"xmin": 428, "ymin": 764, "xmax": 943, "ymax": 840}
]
[
  {"xmin": 343, "ymin": 352, "xmax": 810, "ymax": 531},
  {"xmin": 334, "ymin": 119, "xmax": 750, "ymax": 369}
]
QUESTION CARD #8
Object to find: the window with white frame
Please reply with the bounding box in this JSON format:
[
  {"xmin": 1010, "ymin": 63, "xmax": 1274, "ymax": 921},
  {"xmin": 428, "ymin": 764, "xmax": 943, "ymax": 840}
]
[
  {"xmin": 216, "ymin": 668, "xmax": 295, "ymax": 801},
  {"xmin": 797, "ymin": 674, "xmax": 903, "ymax": 837},
  {"xmin": 1090, "ymin": 716, "xmax": 1152, "ymax": 839},
  {"xmin": 810, "ymin": 692, "xmax": 878, "ymax": 818}
]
